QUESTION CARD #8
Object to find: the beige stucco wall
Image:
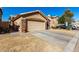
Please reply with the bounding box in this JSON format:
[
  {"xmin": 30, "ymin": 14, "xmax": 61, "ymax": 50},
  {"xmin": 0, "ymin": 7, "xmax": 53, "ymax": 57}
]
[
  {"xmin": 25, "ymin": 13, "xmax": 46, "ymax": 22},
  {"xmin": 50, "ymin": 19, "xmax": 58, "ymax": 27},
  {"xmin": 48, "ymin": 17, "xmax": 58, "ymax": 28},
  {"xmin": 28, "ymin": 21, "xmax": 45, "ymax": 32},
  {"xmin": 14, "ymin": 17, "xmax": 22, "ymax": 26},
  {"xmin": 14, "ymin": 17, "xmax": 23, "ymax": 32}
]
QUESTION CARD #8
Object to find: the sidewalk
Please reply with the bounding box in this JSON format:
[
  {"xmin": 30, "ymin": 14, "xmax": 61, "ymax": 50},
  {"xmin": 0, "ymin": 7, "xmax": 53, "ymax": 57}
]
[{"xmin": 64, "ymin": 31, "xmax": 79, "ymax": 52}]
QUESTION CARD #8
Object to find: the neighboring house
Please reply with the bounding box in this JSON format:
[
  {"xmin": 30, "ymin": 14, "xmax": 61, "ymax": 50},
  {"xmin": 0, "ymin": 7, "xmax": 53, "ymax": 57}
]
[
  {"xmin": 10, "ymin": 10, "xmax": 49, "ymax": 32},
  {"xmin": 47, "ymin": 15, "xmax": 58, "ymax": 28}
]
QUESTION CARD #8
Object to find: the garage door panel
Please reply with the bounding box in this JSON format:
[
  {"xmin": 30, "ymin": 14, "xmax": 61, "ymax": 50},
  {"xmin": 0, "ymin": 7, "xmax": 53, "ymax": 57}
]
[{"xmin": 28, "ymin": 21, "xmax": 45, "ymax": 31}]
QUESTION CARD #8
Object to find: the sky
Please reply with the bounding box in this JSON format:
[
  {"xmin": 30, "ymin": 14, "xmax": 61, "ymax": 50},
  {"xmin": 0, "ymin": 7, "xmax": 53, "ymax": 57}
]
[{"xmin": 2, "ymin": 7, "xmax": 79, "ymax": 21}]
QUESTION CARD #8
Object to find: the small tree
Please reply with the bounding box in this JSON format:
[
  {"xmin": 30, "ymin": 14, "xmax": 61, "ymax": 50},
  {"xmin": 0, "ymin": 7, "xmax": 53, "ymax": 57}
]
[
  {"xmin": 58, "ymin": 15, "xmax": 65, "ymax": 24},
  {"xmin": 58, "ymin": 9, "xmax": 74, "ymax": 24}
]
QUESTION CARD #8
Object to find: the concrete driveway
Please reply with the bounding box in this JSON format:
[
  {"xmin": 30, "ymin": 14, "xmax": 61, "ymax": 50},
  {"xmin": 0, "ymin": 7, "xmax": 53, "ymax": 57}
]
[{"xmin": 31, "ymin": 30, "xmax": 79, "ymax": 52}]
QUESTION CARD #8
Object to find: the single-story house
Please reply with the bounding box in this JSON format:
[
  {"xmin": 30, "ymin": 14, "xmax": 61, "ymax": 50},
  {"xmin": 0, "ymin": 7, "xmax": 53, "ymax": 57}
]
[{"xmin": 10, "ymin": 10, "xmax": 50, "ymax": 32}]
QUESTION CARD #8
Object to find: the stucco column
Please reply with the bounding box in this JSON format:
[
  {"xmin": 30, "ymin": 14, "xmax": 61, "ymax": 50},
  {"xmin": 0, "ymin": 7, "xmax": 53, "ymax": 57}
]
[{"xmin": 20, "ymin": 18, "xmax": 28, "ymax": 32}]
